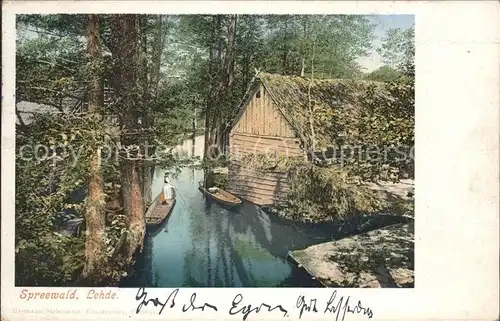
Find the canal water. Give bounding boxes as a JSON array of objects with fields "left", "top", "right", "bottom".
[{"left": 123, "top": 137, "right": 334, "bottom": 287}]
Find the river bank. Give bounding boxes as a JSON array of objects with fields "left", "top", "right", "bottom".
[
  {"left": 270, "top": 179, "right": 414, "bottom": 288},
  {"left": 288, "top": 221, "right": 414, "bottom": 287},
  {"left": 227, "top": 169, "right": 415, "bottom": 288}
]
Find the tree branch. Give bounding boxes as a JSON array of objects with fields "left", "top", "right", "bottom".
[{"left": 24, "top": 86, "right": 84, "bottom": 101}]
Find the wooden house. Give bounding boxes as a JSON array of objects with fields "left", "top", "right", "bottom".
[
  {"left": 227, "top": 72, "right": 410, "bottom": 206},
  {"left": 227, "top": 73, "right": 302, "bottom": 206},
  {"left": 16, "top": 53, "right": 116, "bottom": 127},
  {"left": 16, "top": 79, "right": 115, "bottom": 127}
]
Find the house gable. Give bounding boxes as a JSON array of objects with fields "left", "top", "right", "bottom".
[{"left": 231, "top": 83, "right": 296, "bottom": 138}]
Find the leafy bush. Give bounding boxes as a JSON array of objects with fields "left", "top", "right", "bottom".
[
  {"left": 286, "top": 164, "right": 385, "bottom": 222},
  {"left": 233, "top": 153, "right": 305, "bottom": 172},
  {"left": 212, "top": 172, "right": 228, "bottom": 189},
  {"left": 16, "top": 234, "right": 85, "bottom": 286},
  {"left": 15, "top": 113, "right": 121, "bottom": 285}
]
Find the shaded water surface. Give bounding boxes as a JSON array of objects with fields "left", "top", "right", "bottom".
[{"left": 123, "top": 167, "right": 337, "bottom": 287}]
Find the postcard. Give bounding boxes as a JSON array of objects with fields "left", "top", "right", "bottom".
[{"left": 2, "top": 1, "right": 499, "bottom": 320}]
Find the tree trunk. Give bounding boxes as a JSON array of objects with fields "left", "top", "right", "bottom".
[
  {"left": 119, "top": 158, "right": 144, "bottom": 260},
  {"left": 308, "top": 39, "right": 316, "bottom": 153},
  {"left": 212, "top": 14, "right": 237, "bottom": 154},
  {"left": 300, "top": 18, "right": 306, "bottom": 77},
  {"left": 225, "top": 15, "right": 237, "bottom": 91},
  {"left": 140, "top": 16, "right": 167, "bottom": 210},
  {"left": 82, "top": 14, "right": 108, "bottom": 283},
  {"left": 209, "top": 15, "right": 224, "bottom": 141},
  {"left": 111, "top": 14, "right": 145, "bottom": 264},
  {"left": 150, "top": 16, "right": 165, "bottom": 96},
  {"left": 282, "top": 17, "right": 289, "bottom": 74},
  {"left": 138, "top": 16, "right": 151, "bottom": 210},
  {"left": 204, "top": 16, "right": 216, "bottom": 159},
  {"left": 242, "top": 55, "right": 249, "bottom": 96},
  {"left": 203, "top": 16, "right": 218, "bottom": 189}
]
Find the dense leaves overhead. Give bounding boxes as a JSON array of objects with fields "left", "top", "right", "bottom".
[
  {"left": 16, "top": 34, "right": 86, "bottom": 108},
  {"left": 17, "top": 14, "right": 414, "bottom": 136}
]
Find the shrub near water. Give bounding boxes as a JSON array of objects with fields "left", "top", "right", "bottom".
[{"left": 286, "top": 164, "right": 385, "bottom": 222}]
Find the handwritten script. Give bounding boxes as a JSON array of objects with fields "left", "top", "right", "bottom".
[
  {"left": 135, "top": 288, "right": 217, "bottom": 315},
  {"left": 134, "top": 288, "right": 373, "bottom": 321}
]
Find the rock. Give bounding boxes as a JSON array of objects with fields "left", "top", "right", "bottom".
[
  {"left": 288, "top": 222, "right": 414, "bottom": 288},
  {"left": 390, "top": 268, "right": 414, "bottom": 287},
  {"left": 358, "top": 272, "right": 381, "bottom": 288}
]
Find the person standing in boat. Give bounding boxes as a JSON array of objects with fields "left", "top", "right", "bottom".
[{"left": 161, "top": 174, "right": 174, "bottom": 204}]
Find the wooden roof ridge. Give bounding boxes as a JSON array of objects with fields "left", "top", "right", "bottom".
[
  {"left": 229, "top": 74, "right": 260, "bottom": 130},
  {"left": 229, "top": 71, "right": 309, "bottom": 148},
  {"left": 257, "top": 74, "right": 308, "bottom": 149}
]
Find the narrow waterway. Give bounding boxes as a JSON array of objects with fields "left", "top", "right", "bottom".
[{"left": 122, "top": 136, "right": 335, "bottom": 287}]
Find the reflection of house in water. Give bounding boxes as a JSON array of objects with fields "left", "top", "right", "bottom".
[{"left": 181, "top": 195, "right": 332, "bottom": 287}]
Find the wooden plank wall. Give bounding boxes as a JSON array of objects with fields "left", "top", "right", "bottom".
[
  {"left": 228, "top": 134, "right": 301, "bottom": 206},
  {"left": 230, "top": 134, "right": 303, "bottom": 158},
  {"left": 232, "top": 84, "right": 296, "bottom": 138},
  {"left": 228, "top": 84, "right": 305, "bottom": 206},
  {"left": 227, "top": 163, "right": 290, "bottom": 206}
]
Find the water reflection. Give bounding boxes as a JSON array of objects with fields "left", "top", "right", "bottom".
[
  {"left": 123, "top": 167, "right": 334, "bottom": 288},
  {"left": 122, "top": 135, "right": 332, "bottom": 287}
]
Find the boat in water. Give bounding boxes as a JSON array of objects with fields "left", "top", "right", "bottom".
[
  {"left": 198, "top": 184, "right": 242, "bottom": 207},
  {"left": 145, "top": 187, "right": 176, "bottom": 227}
]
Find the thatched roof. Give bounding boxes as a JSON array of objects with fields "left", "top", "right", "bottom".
[{"left": 254, "top": 72, "right": 410, "bottom": 150}]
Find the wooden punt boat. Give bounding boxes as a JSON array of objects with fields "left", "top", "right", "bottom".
[
  {"left": 145, "top": 187, "right": 176, "bottom": 226},
  {"left": 198, "top": 184, "right": 242, "bottom": 207}
]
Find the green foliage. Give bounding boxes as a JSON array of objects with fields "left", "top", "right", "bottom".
[
  {"left": 16, "top": 35, "right": 86, "bottom": 107},
  {"left": 197, "top": 154, "right": 228, "bottom": 171},
  {"left": 320, "top": 81, "right": 414, "bottom": 180},
  {"left": 212, "top": 172, "right": 228, "bottom": 189},
  {"left": 260, "top": 15, "right": 374, "bottom": 78},
  {"left": 377, "top": 26, "right": 414, "bottom": 68},
  {"left": 16, "top": 232, "right": 85, "bottom": 286},
  {"left": 15, "top": 112, "right": 114, "bottom": 285},
  {"left": 377, "top": 25, "right": 414, "bottom": 84},
  {"left": 364, "top": 65, "right": 402, "bottom": 83},
  {"left": 17, "top": 14, "right": 86, "bottom": 38},
  {"left": 356, "top": 82, "right": 415, "bottom": 146},
  {"left": 105, "top": 213, "right": 127, "bottom": 253},
  {"left": 153, "top": 81, "right": 198, "bottom": 142},
  {"left": 287, "top": 165, "right": 385, "bottom": 222},
  {"left": 388, "top": 197, "right": 414, "bottom": 218},
  {"left": 260, "top": 73, "right": 414, "bottom": 154},
  {"left": 233, "top": 153, "right": 306, "bottom": 172}
]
